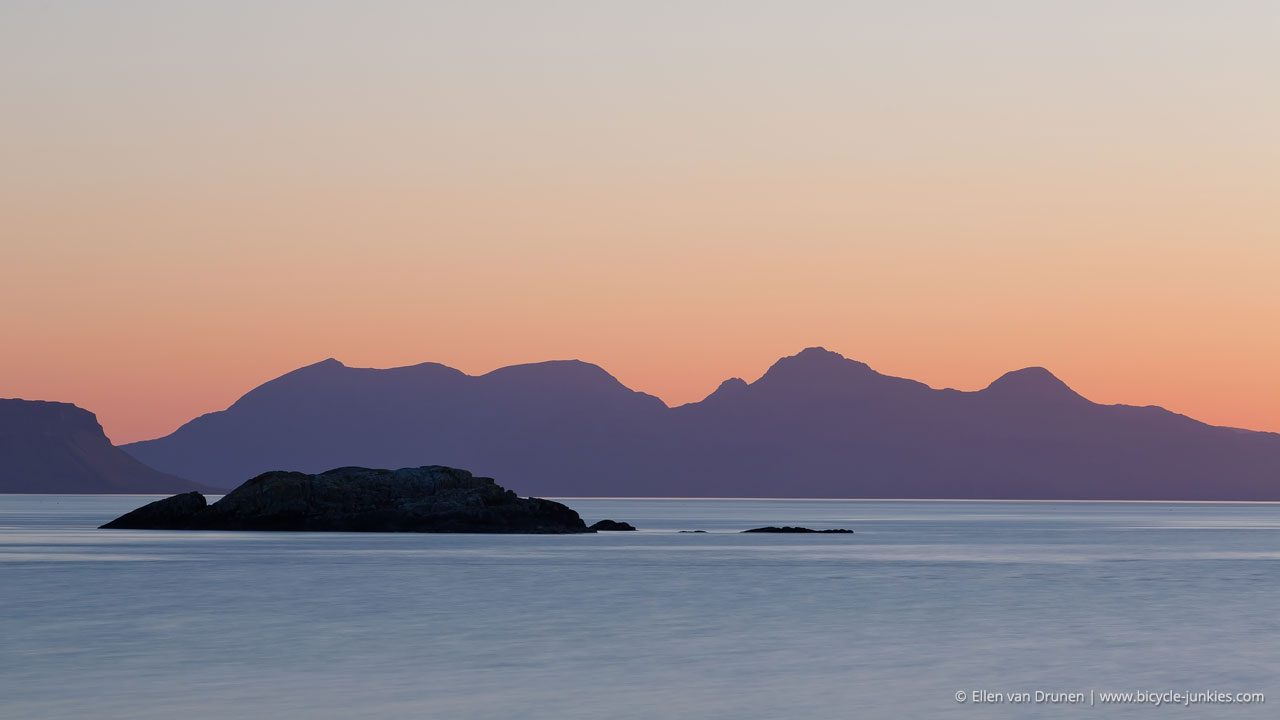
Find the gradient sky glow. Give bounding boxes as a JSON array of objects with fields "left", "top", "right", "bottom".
[{"left": 2, "top": 1, "right": 1278, "bottom": 443}]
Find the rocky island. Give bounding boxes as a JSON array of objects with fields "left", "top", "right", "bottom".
[{"left": 101, "top": 465, "right": 590, "bottom": 533}]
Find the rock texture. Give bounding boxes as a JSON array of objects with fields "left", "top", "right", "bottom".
[
  {"left": 1, "top": 398, "right": 200, "bottom": 493},
  {"left": 742, "top": 526, "right": 853, "bottom": 534},
  {"left": 588, "top": 519, "right": 636, "bottom": 531},
  {"left": 100, "top": 466, "right": 590, "bottom": 533}
]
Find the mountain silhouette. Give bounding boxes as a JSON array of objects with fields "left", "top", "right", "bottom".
[
  {"left": 123, "top": 348, "right": 1280, "bottom": 499},
  {"left": 1, "top": 399, "right": 201, "bottom": 493}
]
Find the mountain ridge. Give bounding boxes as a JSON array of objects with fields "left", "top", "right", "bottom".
[{"left": 121, "top": 349, "right": 1280, "bottom": 499}]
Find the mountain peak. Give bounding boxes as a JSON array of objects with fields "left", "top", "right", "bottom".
[
  {"left": 268, "top": 356, "right": 349, "bottom": 383},
  {"left": 482, "top": 359, "right": 621, "bottom": 386},
  {"left": 279, "top": 358, "right": 347, "bottom": 377},
  {"left": 983, "top": 367, "right": 1085, "bottom": 403},
  {"left": 479, "top": 360, "right": 667, "bottom": 408},
  {"left": 760, "top": 347, "right": 873, "bottom": 380},
  {"left": 794, "top": 346, "right": 848, "bottom": 361},
  {"left": 700, "top": 377, "right": 749, "bottom": 403}
]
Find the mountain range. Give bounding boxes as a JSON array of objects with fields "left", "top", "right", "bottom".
[
  {"left": 0, "top": 399, "right": 202, "bottom": 493},
  {"left": 119, "top": 348, "right": 1280, "bottom": 499}
]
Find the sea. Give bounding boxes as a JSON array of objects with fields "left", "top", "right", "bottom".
[{"left": 2, "top": 496, "right": 1277, "bottom": 719}]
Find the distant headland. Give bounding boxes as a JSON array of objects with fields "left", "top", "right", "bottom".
[{"left": 0, "top": 399, "right": 206, "bottom": 494}]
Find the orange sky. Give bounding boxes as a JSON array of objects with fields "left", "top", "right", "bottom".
[{"left": 2, "top": 2, "right": 1278, "bottom": 443}]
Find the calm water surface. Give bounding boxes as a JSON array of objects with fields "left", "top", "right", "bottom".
[{"left": 2, "top": 496, "right": 1278, "bottom": 719}]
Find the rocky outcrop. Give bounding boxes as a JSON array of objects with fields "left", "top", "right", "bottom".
[
  {"left": 100, "top": 492, "right": 207, "bottom": 529},
  {"left": 588, "top": 519, "right": 636, "bottom": 531},
  {"left": 742, "top": 526, "right": 853, "bottom": 534},
  {"left": 100, "top": 466, "right": 590, "bottom": 533}
]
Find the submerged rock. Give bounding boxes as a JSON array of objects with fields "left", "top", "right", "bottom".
[
  {"left": 100, "top": 466, "right": 590, "bottom": 533},
  {"left": 588, "top": 519, "right": 636, "bottom": 531},
  {"left": 741, "top": 526, "right": 853, "bottom": 534}
]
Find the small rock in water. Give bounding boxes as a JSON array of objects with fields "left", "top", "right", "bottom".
[
  {"left": 741, "top": 526, "right": 853, "bottom": 534},
  {"left": 589, "top": 519, "right": 636, "bottom": 531}
]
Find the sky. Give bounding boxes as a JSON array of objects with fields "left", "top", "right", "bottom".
[{"left": 2, "top": 1, "right": 1278, "bottom": 444}]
